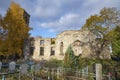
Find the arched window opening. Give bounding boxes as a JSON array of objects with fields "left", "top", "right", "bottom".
[
  {"left": 74, "top": 40, "right": 81, "bottom": 46},
  {"left": 73, "top": 40, "right": 82, "bottom": 56}
]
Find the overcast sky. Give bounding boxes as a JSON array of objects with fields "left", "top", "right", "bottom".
[{"left": 0, "top": 0, "right": 120, "bottom": 38}]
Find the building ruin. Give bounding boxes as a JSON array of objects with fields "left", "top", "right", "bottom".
[{"left": 25, "top": 30, "right": 111, "bottom": 61}]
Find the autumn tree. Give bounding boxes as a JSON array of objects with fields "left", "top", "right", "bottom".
[
  {"left": 0, "top": 14, "right": 8, "bottom": 57},
  {"left": 0, "top": 2, "right": 30, "bottom": 59},
  {"left": 82, "top": 7, "right": 120, "bottom": 58}
]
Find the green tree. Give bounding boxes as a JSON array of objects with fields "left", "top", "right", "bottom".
[
  {"left": 64, "top": 45, "right": 75, "bottom": 68},
  {"left": 112, "top": 26, "right": 120, "bottom": 57},
  {"left": 82, "top": 7, "right": 120, "bottom": 58},
  {"left": 0, "top": 2, "right": 30, "bottom": 58}
]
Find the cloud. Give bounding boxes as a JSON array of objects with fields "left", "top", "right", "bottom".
[
  {"left": 37, "top": 0, "right": 120, "bottom": 35},
  {"left": 83, "top": 0, "right": 120, "bottom": 11},
  {"left": 0, "top": 0, "right": 10, "bottom": 16},
  {"left": 0, "top": 0, "right": 120, "bottom": 37},
  {"left": 40, "top": 13, "right": 83, "bottom": 32},
  {"left": 15, "top": 0, "right": 63, "bottom": 19}
]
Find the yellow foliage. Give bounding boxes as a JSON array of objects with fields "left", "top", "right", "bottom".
[{"left": 0, "top": 1, "right": 30, "bottom": 57}]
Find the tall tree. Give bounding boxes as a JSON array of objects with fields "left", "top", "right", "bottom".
[
  {"left": 0, "top": 2, "right": 30, "bottom": 58},
  {"left": 82, "top": 7, "right": 120, "bottom": 58}
]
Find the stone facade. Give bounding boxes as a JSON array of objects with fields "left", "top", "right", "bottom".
[
  {"left": 32, "top": 37, "right": 56, "bottom": 60},
  {"left": 27, "top": 30, "right": 111, "bottom": 61}
]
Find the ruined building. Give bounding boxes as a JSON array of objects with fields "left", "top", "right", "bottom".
[
  {"left": 26, "top": 30, "right": 111, "bottom": 61},
  {"left": 8, "top": 2, "right": 111, "bottom": 61}
]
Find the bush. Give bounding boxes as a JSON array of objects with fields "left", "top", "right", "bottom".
[
  {"left": 34, "top": 68, "right": 48, "bottom": 79},
  {"left": 44, "top": 58, "right": 62, "bottom": 68}
]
